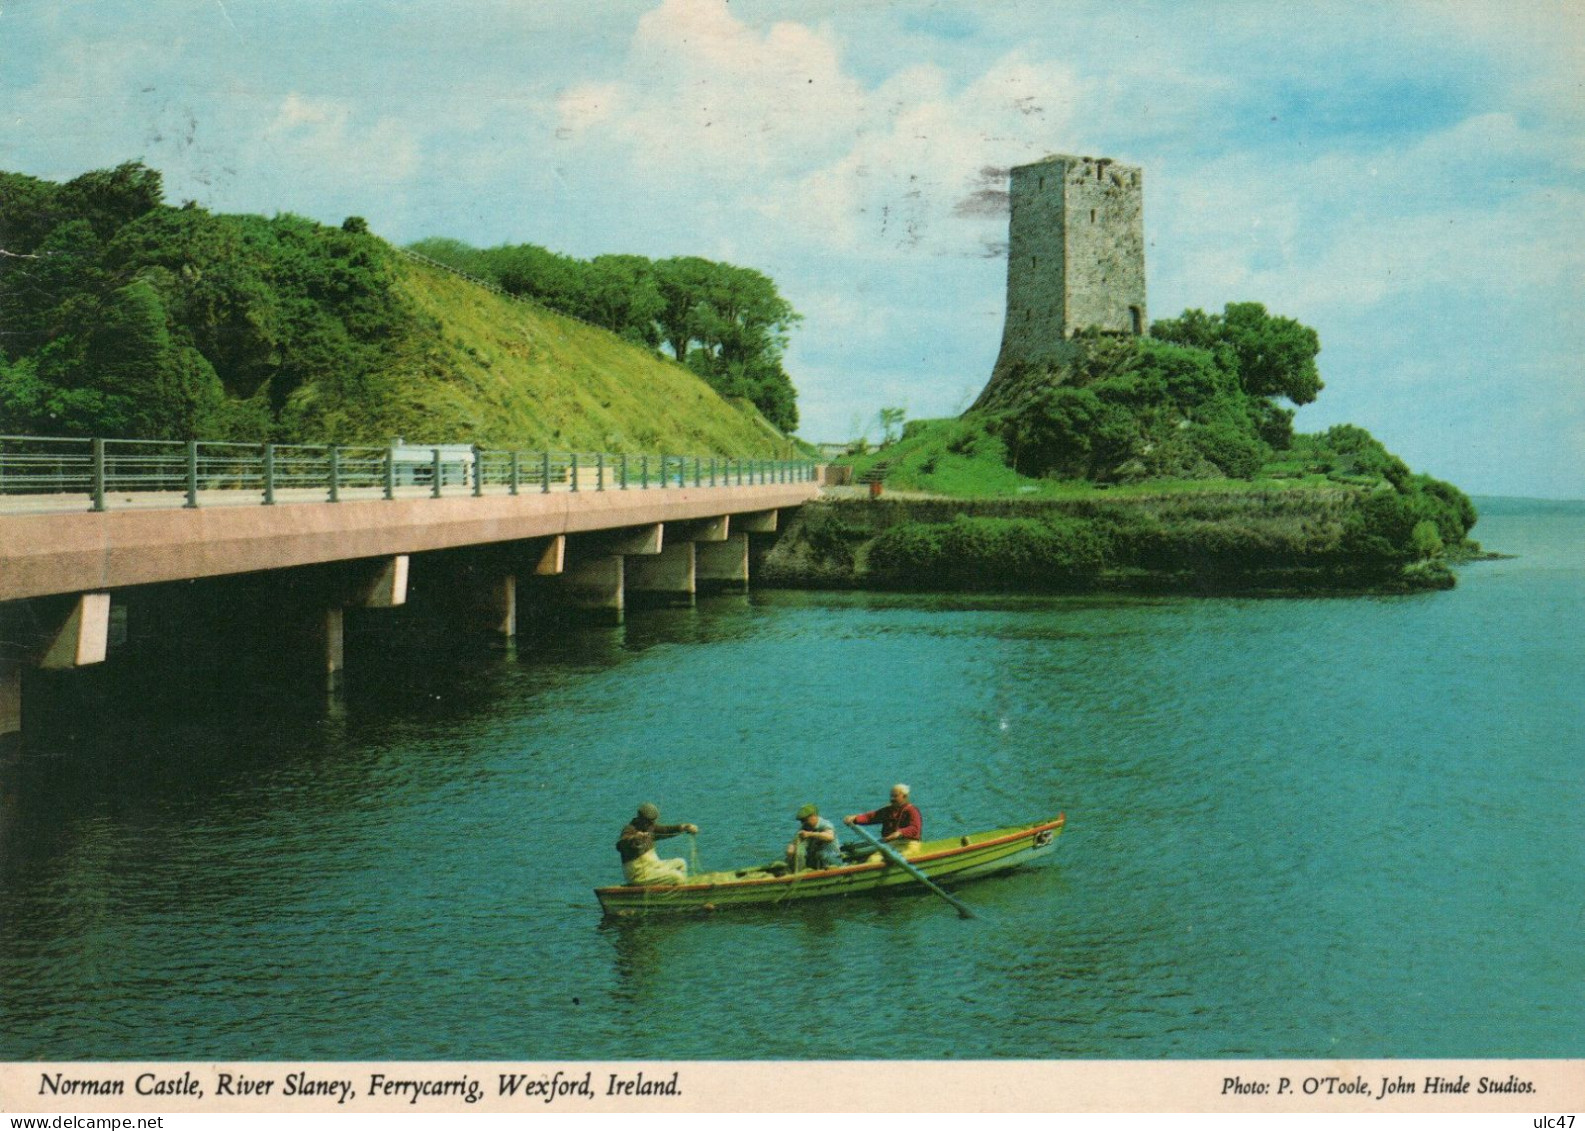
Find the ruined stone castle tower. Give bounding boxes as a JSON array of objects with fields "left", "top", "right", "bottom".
[{"left": 988, "top": 153, "right": 1147, "bottom": 387}]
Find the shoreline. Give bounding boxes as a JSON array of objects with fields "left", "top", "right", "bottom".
[{"left": 759, "top": 493, "right": 1493, "bottom": 596}]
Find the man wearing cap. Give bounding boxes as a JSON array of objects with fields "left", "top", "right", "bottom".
[
  {"left": 844, "top": 783, "right": 923, "bottom": 858},
  {"left": 616, "top": 802, "right": 699, "bottom": 885},
  {"left": 786, "top": 803, "right": 841, "bottom": 872}
]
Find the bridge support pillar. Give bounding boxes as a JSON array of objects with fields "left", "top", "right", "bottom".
[
  {"left": 1, "top": 658, "right": 20, "bottom": 749},
  {"left": 626, "top": 541, "right": 695, "bottom": 604},
  {"left": 696, "top": 533, "right": 749, "bottom": 592},
  {"left": 592, "top": 524, "right": 663, "bottom": 557},
  {"left": 490, "top": 574, "right": 517, "bottom": 638},
  {"left": 534, "top": 536, "right": 566, "bottom": 576},
  {"left": 671, "top": 515, "right": 729, "bottom": 543},
  {"left": 322, "top": 607, "right": 345, "bottom": 691},
  {"left": 734, "top": 509, "right": 779, "bottom": 534},
  {"left": 40, "top": 593, "right": 111, "bottom": 669},
  {"left": 357, "top": 556, "right": 409, "bottom": 608},
  {"left": 560, "top": 554, "right": 625, "bottom": 623}
]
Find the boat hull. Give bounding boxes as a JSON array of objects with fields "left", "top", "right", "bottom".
[{"left": 595, "top": 814, "right": 1064, "bottom": 916}]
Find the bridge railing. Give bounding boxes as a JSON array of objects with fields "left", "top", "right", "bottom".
[{"left": 0, "top": 435, "right": 817, "bottom": 513}]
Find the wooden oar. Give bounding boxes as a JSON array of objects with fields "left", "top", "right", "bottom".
[{"left": 849, "top": 822, "right": 976, "bottom": 920}]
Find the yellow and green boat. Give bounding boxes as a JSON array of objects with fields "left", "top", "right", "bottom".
[{"left": 595, "top": 814, "right": 1065, "bottom": 917}]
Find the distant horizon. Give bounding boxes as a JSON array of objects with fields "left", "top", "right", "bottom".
[
  {"left": 3, "top": 1, "right": 1579, "bottom": 498},
  {"left": 1468, "top": 493, "right": 1585, "bottom": 506}
]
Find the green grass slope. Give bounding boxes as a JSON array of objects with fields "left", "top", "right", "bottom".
[{"left": 378, "top": 258, "right": 800, "bottom": 455}]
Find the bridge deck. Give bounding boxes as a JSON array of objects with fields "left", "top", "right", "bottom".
[{"left": 0, "top": 480, "right": 819, "bottom": 603}]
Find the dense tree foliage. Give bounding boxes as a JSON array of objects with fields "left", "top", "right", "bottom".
[
  {"left": 1, "top": 162, "right": 804, "bottom": 442},
  {"left": 1, "top": 163, "right": 411, "bottom": 440},
  {"left": 1152, "top": 302, "right": 1323, "bottom": 405},
  {"left": 409, "top": 239, "right": 801, "bottom": 432},
  {"left": 991, "top": 334, "right": 1275, "bottom": 482}
]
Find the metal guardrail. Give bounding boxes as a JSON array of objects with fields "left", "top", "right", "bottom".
[{"left": 0, "top": 436, "right": 817, "bottom": 514}]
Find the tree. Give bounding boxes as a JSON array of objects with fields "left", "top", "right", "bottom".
[
  {"left": 658, "top": 256, "right": 801, "bottom": 431},
  {"left": 878, "top": 407, "right": 907, "bottom": 445},
  {"left": 1221, "top": 302, "right": 1322, "bottom": 404},
  {"left": 584, "top": 254, "right": 664, "bottom": 346},
  {"left": 1001, "top": 386, "right": 1136, "bottom": 479},
  {"left": 0, "top": 170, "right": 63, "bottom": 254},
  {"left": 1153, "top": 301, "right": 1322, "bottom": 405},
  {"left": 655, "top": 256, "right": 718, "bottom": 364},
  {"left": 84, "top": 278, "right": 228, "bottom": 438},
  {"left": 56, "top": 161, "right": 164, "bottom": 241}
]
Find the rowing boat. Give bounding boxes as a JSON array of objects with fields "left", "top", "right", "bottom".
[{"left": 595, "top": 813, "right": 1065, "bottom": 917}]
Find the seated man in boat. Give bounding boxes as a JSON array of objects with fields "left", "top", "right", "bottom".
[
  {"left": 843, "top": 784, "right": 923, "bottom": 858},
  {"left": 786, "top": 803, "right": 842, "bottom": 871},
  {"left": 616, "top": 802, "right": 699, "bottom": 885}
]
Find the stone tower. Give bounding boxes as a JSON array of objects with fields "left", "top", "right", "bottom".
[{"left": 989, "top": 153, "right": 1146, "bottom": 385}]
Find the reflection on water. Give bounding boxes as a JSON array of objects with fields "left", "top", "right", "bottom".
[{"left": 1, "top": 504, "right": 1581, "bottom": 1060}]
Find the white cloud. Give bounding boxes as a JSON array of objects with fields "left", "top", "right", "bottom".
[
  {"left": 555, "top": 0, "right": 863, "bottom": 178},
  {"left": 548, "top": 2, "right": 1090, "bottom": 262},
  {"left": 763, "top": 55, "right": 1086, "bottom": 258},
  {"left": 260, "top": 93, "right": 421, "bottom": 183}
]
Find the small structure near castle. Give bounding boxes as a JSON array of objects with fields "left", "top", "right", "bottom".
[{"left": 988, "top": 153, "right": 1147, "bottom": 388}]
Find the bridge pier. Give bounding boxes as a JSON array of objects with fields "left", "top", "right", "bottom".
[
  {"left": 536, "top": 535, "right": 566, "bottom": 576},
  {"left": 0, "top": 593, "right": 114, "bottom": 749},
  {"left": 626, "top": 541, "right": 696, "bottom": 605},
  {"left": 734, "top": 509, "right": 779, "bottom": 534},
  {"left": 492, "top": 534, "right": 569, "bottom": 635},
  {"left": 594, "top": 524, "right": 664, "bottom": 557},
  {"left": 320, "top": 556, "right": 409, "bottom": 691},
  {"left": 322, "top": 606, "right": 346, "bottom": 691},
  {"left": 559, "top": 553, "right": 626, "bottom": 623},
  {"left": 39, "top": 593, "right": 112, "bottom": 669},
  {"left": 673, "top": 515, "right": 729, "bottom": 544},
  {"left": 356, "top": 556, "right": 410, "bottom": 608},
  {"left": 1, "top": 659, "right": 20, "bottom": 751},
  {"left": 697, "top": 533, "right": 750, "bottom": 593},
  {"left": 487, "top": 575, "right": 517, "bottom": 638}
]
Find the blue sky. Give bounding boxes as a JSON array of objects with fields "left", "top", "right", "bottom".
[{"left": 2, "top": 0, "right": 1581, "bottom": 497}]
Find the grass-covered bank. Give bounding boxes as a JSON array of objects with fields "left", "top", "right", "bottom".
[{"left": 760, "top": 491, "right": 1466, "bottom": 594}]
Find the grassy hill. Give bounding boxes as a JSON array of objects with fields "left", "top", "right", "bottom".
[
  {"left": 0, "top": 162, "right": 801, "bottom": 457},
  {"left": 375, "top": 257, "right": 801, "bottom": 454}
]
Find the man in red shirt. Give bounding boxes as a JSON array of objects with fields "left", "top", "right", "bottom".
[{"left": 844, "top": 783, "right": 923, "bottom": 857}]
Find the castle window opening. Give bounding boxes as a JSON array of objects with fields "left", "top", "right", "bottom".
[
  {"left": 1130, "top": 306, "right": 1143, "bottom": 336},
  {"left": 1090, "top": 209, "right": 1096, "bottom": 223}
]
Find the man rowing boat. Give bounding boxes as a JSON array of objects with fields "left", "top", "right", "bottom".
[
  {"left": 844, "top": 784, "right": 922, "bottom": 858},
  {"left": 615, "top": 802, "right": 699, "bottom": 885}
]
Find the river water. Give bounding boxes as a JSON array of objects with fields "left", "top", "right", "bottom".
[{"left": 1, "top": 499, "right": 1580, "bottom": 1061}]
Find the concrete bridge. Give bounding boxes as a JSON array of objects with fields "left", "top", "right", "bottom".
[{"left": 0, "top": 436, "right": 821, "bottom": 746}]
